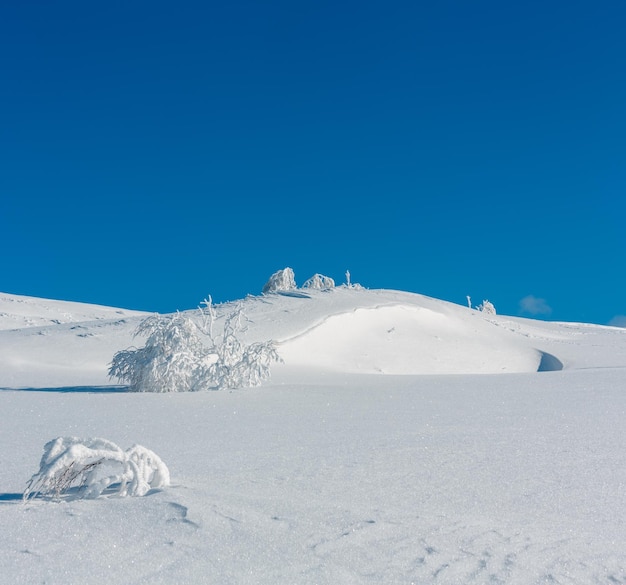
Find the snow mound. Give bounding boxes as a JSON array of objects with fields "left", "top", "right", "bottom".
[{"left": 278, "top": 304, "right": 542, "bottom": 374}]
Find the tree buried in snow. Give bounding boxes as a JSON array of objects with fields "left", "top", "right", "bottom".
[
  {"left": 262, "top": 267, "right": 296, "bottom": 293},
  {"left": 108, "top": 298, "right": 281, "bottom": 392},
  {"left": 23, "top": 437, "right": 170, "bottom": 501},
  {"left": 302, "top": 273, "right": 335, "bottom": 290},
  {"left": 477, "top": 300, "right": 497, "bottom": 315}
]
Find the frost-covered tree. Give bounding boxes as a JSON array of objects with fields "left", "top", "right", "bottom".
[
  {"left": 262, "top": 267, "right": 296, "bottom": 293},
  {"left": 109, "top": 313, "right": 210, "bottom": 393},
  {"left": 109, "top": 298, "right": 281, "bottom": 392},
  {"left": 23, "top": 437, "right": 170, "bottom": 501},
  {"left": 477, "top": 300, "right": 496, "bottom": 315},
  {"left": 302, "top": 273, "right": 335, "bottom": 290}
]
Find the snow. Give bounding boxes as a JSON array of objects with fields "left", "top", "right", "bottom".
[
  {"left": 1, "top": 287, "right": 626, "bottom": 583},
  {"left": 0, "top": 292, "right": 146, "bottom": 331}
]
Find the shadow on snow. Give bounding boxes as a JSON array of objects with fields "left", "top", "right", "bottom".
[
  {"left": 0, "top": 385, "right": 129, "bottom": 394},
  {"left": 538, "top": 351, "right": 564, "bottom": 372},
  {"left": 0, "top": 493, "right": 23, "bottom": 503}
]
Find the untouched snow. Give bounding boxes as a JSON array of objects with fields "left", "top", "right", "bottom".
[
  {"left": 278, "top": 303, "right": 541, "bottom": 374},
  {"left": 0, "top": 292, "right": 147, "bottom": 331},
  {"left": 1, "top": 287, "right": 626, "bottom": 584}
]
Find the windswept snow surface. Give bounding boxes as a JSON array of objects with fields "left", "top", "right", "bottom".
[{"left": 1, "top": 288, "right": 626, "bottom": 584}]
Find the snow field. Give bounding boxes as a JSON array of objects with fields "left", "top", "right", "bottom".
[
  {"left": 1, "top": 288, "right": 626, "bottom": 583},
  {"left": 2, "top": 368, "right": 626, "bottom": 583}
]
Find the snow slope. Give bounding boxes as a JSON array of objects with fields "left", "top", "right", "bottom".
[
  {"left": 0, "top": 292, "right": 146, "bottom": 331},
  {"left": 0, "top": 293, "right": 148, "bottom": 388},
  {"left": 2, "top": 287, "right": 623, "bottom": 389},
  {"left": 1, "top": 288, "right": 626, "bottom": 584}
]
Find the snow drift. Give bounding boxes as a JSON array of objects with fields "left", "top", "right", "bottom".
[{"left": 278, "top": 303, "right": 541, "bottom": 374}]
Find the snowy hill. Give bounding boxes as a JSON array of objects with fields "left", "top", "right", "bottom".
[
  {"left": 1, "top": 288, "right": 626, "bottom": 584},
  {"left": 1, "top": 287, "right": 625, "bottom": 389}
]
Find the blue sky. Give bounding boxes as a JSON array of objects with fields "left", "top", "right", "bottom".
[{"left": 1, "top": 1, "right": 625, "bottom": 325}]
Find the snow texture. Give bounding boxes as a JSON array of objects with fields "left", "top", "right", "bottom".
[{"left": 1, "top": 288, "right": 626, "bottom": 584}]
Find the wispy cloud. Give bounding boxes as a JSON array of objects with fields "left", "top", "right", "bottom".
[
  {"left": 608, "top": 315, "right": 626, "bottom": 328},
  {"left": 519, "top": 295, "right": 552, "bottom": 316}
]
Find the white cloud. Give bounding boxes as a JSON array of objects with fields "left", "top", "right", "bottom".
[
  {"left": 519, "top": 295, "right": 552, "bottom": 316},
  {"left": 608, "top": 315, "right": 626, "bottom": 328}
]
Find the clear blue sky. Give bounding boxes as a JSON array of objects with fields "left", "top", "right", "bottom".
[{"left": 2, "top": 1, "right": 625, "bottom": 325}]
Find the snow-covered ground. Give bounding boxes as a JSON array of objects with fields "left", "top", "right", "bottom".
[{"left": 1, "top": 287, "right": 625, "bottom": 584}]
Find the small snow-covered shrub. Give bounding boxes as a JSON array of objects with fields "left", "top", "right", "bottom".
[
  {"left": 302, "top": 274, "right": 335, "bottom": 290},
  {"left": 477, "top": 300, "right": 496, "bottom": 315},
  {"left": 109, "top": 297, "right": 281, "bottom": 392},
  {"left": 23, "top": 437, "right": 170, "bottom": 501},
  {"left": 262, "top": 267, "right": 296, "bottom": 293}
]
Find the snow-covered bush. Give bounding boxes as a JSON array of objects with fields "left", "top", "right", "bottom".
[
  {"left": 262, "top": 267, "right": 296, "bottom": 293},
  {"left": 342, "top": 269, "right": 364, "bottom": 290},
  {"left": 302, "top": 273, "right": 335, "bottom": 290},
  {"left": 109, "top": 298, "right": 281, "bottom": 392},
  {"left": 204, "top": 303, "right": 281, "bottom": 390},
  {"left": 23, "top": 437, "right": 170, "bottom": 501},
  {"left": 109, "top": 312, "right": 210, "bottom": 393},
  {"left": 477, "top": 300, "right": 496, "bottom": 315}
]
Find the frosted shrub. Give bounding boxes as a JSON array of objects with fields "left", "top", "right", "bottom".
[
  {"left": 477, "top": 300, "right": 496, "bottom": 315},
  {"left": 343, "top": 270, "right": 364, "bottom": 290},
  {"left": 109, "top": 297, "right": 281, "bottom": 392},
  {"left": 109, "top": 313, "right": 210, "bottom": 393},
  {"left": 23, "top": 437, "right": 170, "bottom": 501},
  {"left": 205, "top": 303, "right": 281, "bottom": 390},
  {"left": 302, "top": 273, "right": 335, "bottom": 290},
  {"left": 262, "top": 267, "right": 296, "bottom": 293}
]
